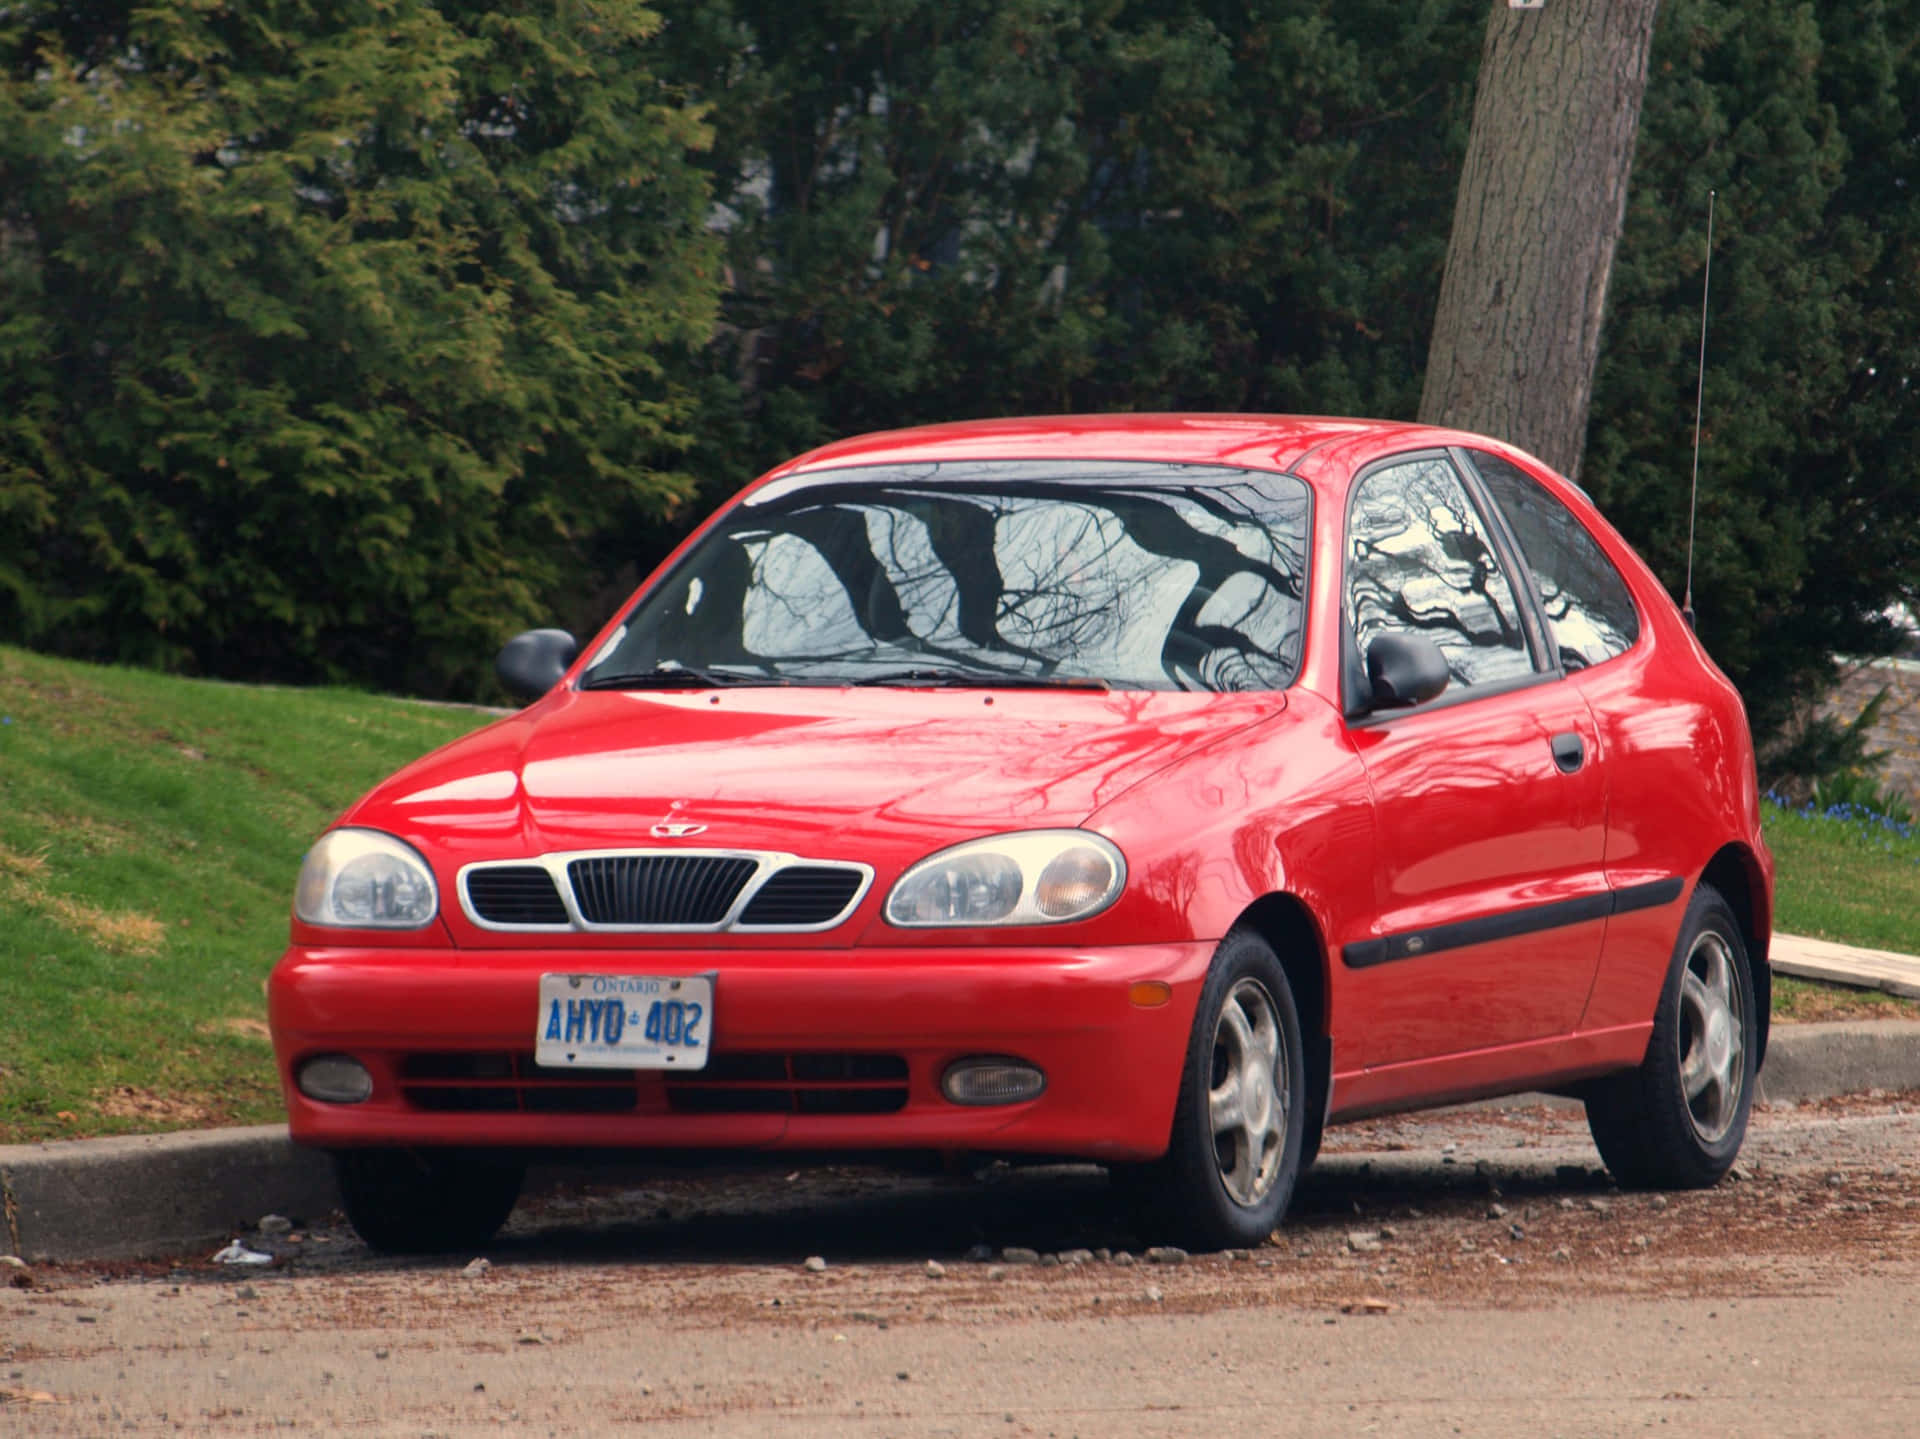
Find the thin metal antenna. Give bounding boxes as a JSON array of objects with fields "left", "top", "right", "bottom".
[{"left": 1683, "top": 189, "right": 1715, "bottom": 631}]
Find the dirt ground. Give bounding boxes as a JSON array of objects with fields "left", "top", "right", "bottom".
[{"left": 5, "top": 1093, "right": 1919, "bottom": 1435}]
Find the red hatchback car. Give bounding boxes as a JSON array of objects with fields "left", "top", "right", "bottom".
[{"left": 269, "top": 415, "right": 1773, "bottom": 1253}]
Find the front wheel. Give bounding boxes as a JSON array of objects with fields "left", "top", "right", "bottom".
[
  {"left": 333, "top": 1150, "right": 525, "bottom": 1255},
  {"left": 1585, "top": 882, "right": 1757, "bottom": 1189},
  {"left": 1129, "top": 931, "right": 1307, "bottom": 1250}
]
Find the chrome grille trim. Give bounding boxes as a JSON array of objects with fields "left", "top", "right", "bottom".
[{"left": 457, "top": 849, "right": 875, "bottom": 934}]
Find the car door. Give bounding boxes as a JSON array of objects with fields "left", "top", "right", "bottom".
[{"left": 1339, "top": 452, "right": 1609, "bottom": 1069}]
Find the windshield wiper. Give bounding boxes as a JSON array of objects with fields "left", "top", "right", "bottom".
[
  {"left": 848, "top": 668, "right": 1111, "bottom": 692},
  {"left": 580, "top": 664, "right": 794, "bottom": 690}
]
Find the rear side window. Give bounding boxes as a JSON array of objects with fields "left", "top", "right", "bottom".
[{"left": 1467, "top": 451, "right": 1640, "bottom": 672}]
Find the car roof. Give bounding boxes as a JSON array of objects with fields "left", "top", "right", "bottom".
[{"left": 769, "top": 414, "right": 1472, "bottom": 485}]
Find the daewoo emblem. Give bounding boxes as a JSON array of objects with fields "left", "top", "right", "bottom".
[{"left": 650, "top": 822, "right": 708, "bottom": 838}]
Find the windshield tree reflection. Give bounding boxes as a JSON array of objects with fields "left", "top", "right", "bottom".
[{"left": 583, "top": 462, "right": 1310, "bottom": 691}]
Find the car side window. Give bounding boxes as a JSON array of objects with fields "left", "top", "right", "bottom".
[
  {"left": 1465, "top": 450, "right": 1641, "bottom": 671},
  {"left": 1346, "top": 455, "right": 1536, "bottom": 690}
]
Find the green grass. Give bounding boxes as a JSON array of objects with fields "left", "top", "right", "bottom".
[
  {"left": 0, "top": 645, "right": 492, "bottom": 1143},
  {"left": 2, "top": 647, "right": 1916, "bottom": 1142},
  {"left": 1764, "top": 795, "right": 1920, "bottom": 954}
]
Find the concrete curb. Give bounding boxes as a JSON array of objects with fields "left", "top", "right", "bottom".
[
  {"left": 1, "top": 1126, "right": 338, "bottom": 1265},
  {"left": 5, "top": 1020, "right": 1918, "bottom": 1264}
]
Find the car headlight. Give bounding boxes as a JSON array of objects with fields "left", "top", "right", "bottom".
[
  {"left": 885, "top": 831, "right": 1126, "bottom": 928},
  {"left": 294, "top": 828, "right": 439, "bottom": 929}
]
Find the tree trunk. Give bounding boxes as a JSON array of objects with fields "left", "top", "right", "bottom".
[{"left": 1419, "top": 0, "right": 1660, "bottom": 481}]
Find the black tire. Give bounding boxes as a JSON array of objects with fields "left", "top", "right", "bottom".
[
  {"left": 1585, "top": 883, "right": 1756, "bottom": 1189},
  {"left": 1129, "top": 931, "right": 1307, "bottom": 1250},
  {"left": 333, "top": 1150, "right": 524, "bottom": 1255}
]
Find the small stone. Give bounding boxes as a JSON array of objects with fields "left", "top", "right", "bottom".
[
  {"left": 1633, "top": 1235, "right": 1651, "bottom": 1250},
  {"left": 1093, "top": 1248, "right": 1112, "bottom": 1262},
  {"left": 1649, "top": 1195, "right": 1669, "bottom": 1210},
  {"left": 1826, "top": 1173, "right": 1846, "bottom": 1189},
  {"left": 965, "top": 1243, "right": 995, "bottom": 1263},
  {"left": 1378, "top": 1225, "right": 1398, "bottom": 1240},
  {"left": 257, "top": 1215, "right": 294, "bottom": 1235},
  {"left": 1146, "top": 1246, "right": 1189, "bottom": 1265},
  {"left": 234, "top": 1284, "right": 260, "bottom": 1302},
  {"left": 1001, "top": 1247, "right": 1041, "bottom": 1265},
  {"left": 925, "top": 1260, "right": 946, "bottom": 1279},
  {"left": 803, "top": 1255, "right": 828, "bottom": 1272},
  {"left": 987, "top": 1265, "right": 1008, "bottom": 1281},
  {"left": 0, "top": 1256, "right": 26, "bottom": 1270},
  {"left": 896, "top": 1372, "right": 910, "bottom": 1382},
  {"left": 1486, "top": 1203, "right": 1509, "bottom": 1220},
  {"left": 1222, "top": 1248, "right": 1250, "bottom": 1261},
  {"left": 1558, "top": 1197, "right": 1579, "bottom": 1212},
  {"left": 1508, "top": 1224, "right": 1526, "bottom": 1242},
  {"left": 1112, "top": 1251, "right": 1136, "bottom": 1267},
  {"left": 1144, "top": 1285, "right": 1163, "bottom": 1303},
  {"left": 1551, "top": 1247, "right": 1573, "bottom": 1263},
  {"left": 1346, "top": 1231, "right": 1383, "bottom": 1254},
  {"left": 374, "top": 1347, "right": 389, "bottom": 1360},
  {"left": 462, "top": 1258, "right": 492, "bottom": 1279},
  {"left": 1586, "top": 1198, "right": 1612, "bottom": 1215},
  {"left": 1039, "top": 1254, "right": 1060, "bottom": 1268},
  {"left": 1058, "top": 1248, "right": 1094, "bottom": 1266}
]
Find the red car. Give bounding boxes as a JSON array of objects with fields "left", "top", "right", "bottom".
[{"left": 269, "top": 415, "right": 1773, "bottom": 1253}]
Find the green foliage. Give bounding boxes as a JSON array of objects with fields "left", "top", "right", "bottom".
[
  {"left": 4, "top": 0, "right": 1917, "bottom": 749},
  {"left": 0, "top": 1, "right": 720, "bottom": 697},
  {"left": 1587, "top": 0, "right": 1920, "bottom": 745},
  {"left": 1761, "top": 684, "right": 1894, "bottom": 796},
  {"left": 665, "top": 0, "right": 1920, "bottom": 754},
  {"left": 667, "top": 0, "right": 1484, "bottom": 501}
]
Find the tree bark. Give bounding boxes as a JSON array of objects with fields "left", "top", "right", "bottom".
[{"left": 1419, "top": 0, "right": 1660, "bottom": 481}]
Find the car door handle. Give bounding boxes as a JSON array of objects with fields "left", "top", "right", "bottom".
[{"left": 1550, "top": 731, "right": 1585, "bottom": 773}]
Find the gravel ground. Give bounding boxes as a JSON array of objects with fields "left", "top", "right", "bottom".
[{"left": 5, "top": 1093, "right": 1918, "bottom": 1435}]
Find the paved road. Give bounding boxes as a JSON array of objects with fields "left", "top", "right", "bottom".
[{"left": 5, "top": 1093, "right": 1918, "bottom": 1436}]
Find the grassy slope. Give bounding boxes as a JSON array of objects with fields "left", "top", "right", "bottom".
[
  {"left": 0, "top": 645, "right": 491, "bottom": 1142},
  {"left": 1, "top": 647, "right": 1914, "bottom": 1142}
]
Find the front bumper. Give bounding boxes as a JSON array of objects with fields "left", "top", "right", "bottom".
[{"left": 268, "top": 940, "right": 1214, "bottom": 1161}]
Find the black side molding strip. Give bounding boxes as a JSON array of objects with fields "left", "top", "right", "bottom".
[{"left": 1342, "top": 876, "right": 1686, "bottom": 970}]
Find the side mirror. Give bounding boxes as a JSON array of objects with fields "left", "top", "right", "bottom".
[
  {"left": 1365, "top": 632, "right": 1449, "bottom": 710},
  {"left": 496, "top": 628, "right": 578, "bottom": 701}
]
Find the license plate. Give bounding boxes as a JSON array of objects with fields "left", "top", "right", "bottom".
[{"left": 534, "top": 974, "right": 713, "bottom": 1070}]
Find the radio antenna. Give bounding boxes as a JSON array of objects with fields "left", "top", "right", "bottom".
[{"left": 1683, "top": 189, "right": 1715, "bottom": 632}]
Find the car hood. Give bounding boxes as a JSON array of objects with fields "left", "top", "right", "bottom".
[{"left": 347, "top": 686, "right": 1286, "bottom": 863}]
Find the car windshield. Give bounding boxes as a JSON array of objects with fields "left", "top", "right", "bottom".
[{"left": 580, "top": 460, "right": 1311, "bottom": 692}]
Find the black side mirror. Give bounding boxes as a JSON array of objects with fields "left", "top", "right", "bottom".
[
  {"left": 1365, "top": 632, "right": 1449, "bottom": 710},
  {"left": 496, "top": 628, "right": 578, "bottom": 701}
]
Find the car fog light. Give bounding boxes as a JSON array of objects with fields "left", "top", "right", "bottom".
[
  {"left": 941, "top": 1057, "right": 1046, "bottom": 1106},
  {"left": 297, "top": 1055, "right": 374, "bottom": 1104}
]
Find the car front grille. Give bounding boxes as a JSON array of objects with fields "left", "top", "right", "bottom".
[
  {"left": 458, "top": 850, "right": 872, "bottom": 933},
  {"left": 397, "top": 1051, "right": 910, "bottom": 1117},
  {"left": 568, "top": 855, "right": 759, "bottom": 926},
  {"left": 463, "top": 866, "right": 570, "bottom": 926}
]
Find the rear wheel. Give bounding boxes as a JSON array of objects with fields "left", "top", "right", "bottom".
[
  {"left": 1129, "top": 931, "right": 1306, "bottom": 1249},
  {"left": 1585, "top": 883, "right": 1756, "bottom": 1188},
  {"left": 333, "top": 1150, "right": 524, "bottom": 1255}
]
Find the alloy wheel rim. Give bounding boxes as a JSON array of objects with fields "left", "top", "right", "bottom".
[
  {"left": 1207, "top": 977, "right": 1289, "bottom": 1207},
  {"left": 1678, "top": 928, "right": 1745, "bottom": 1145}
]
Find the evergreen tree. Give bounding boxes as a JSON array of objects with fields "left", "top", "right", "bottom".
[
  {"left": 1588, "top": 0, "right": 1920, "bottom": 749},
  {"left": 0, "top": 1, "right": 719, "bottom": 695}
]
